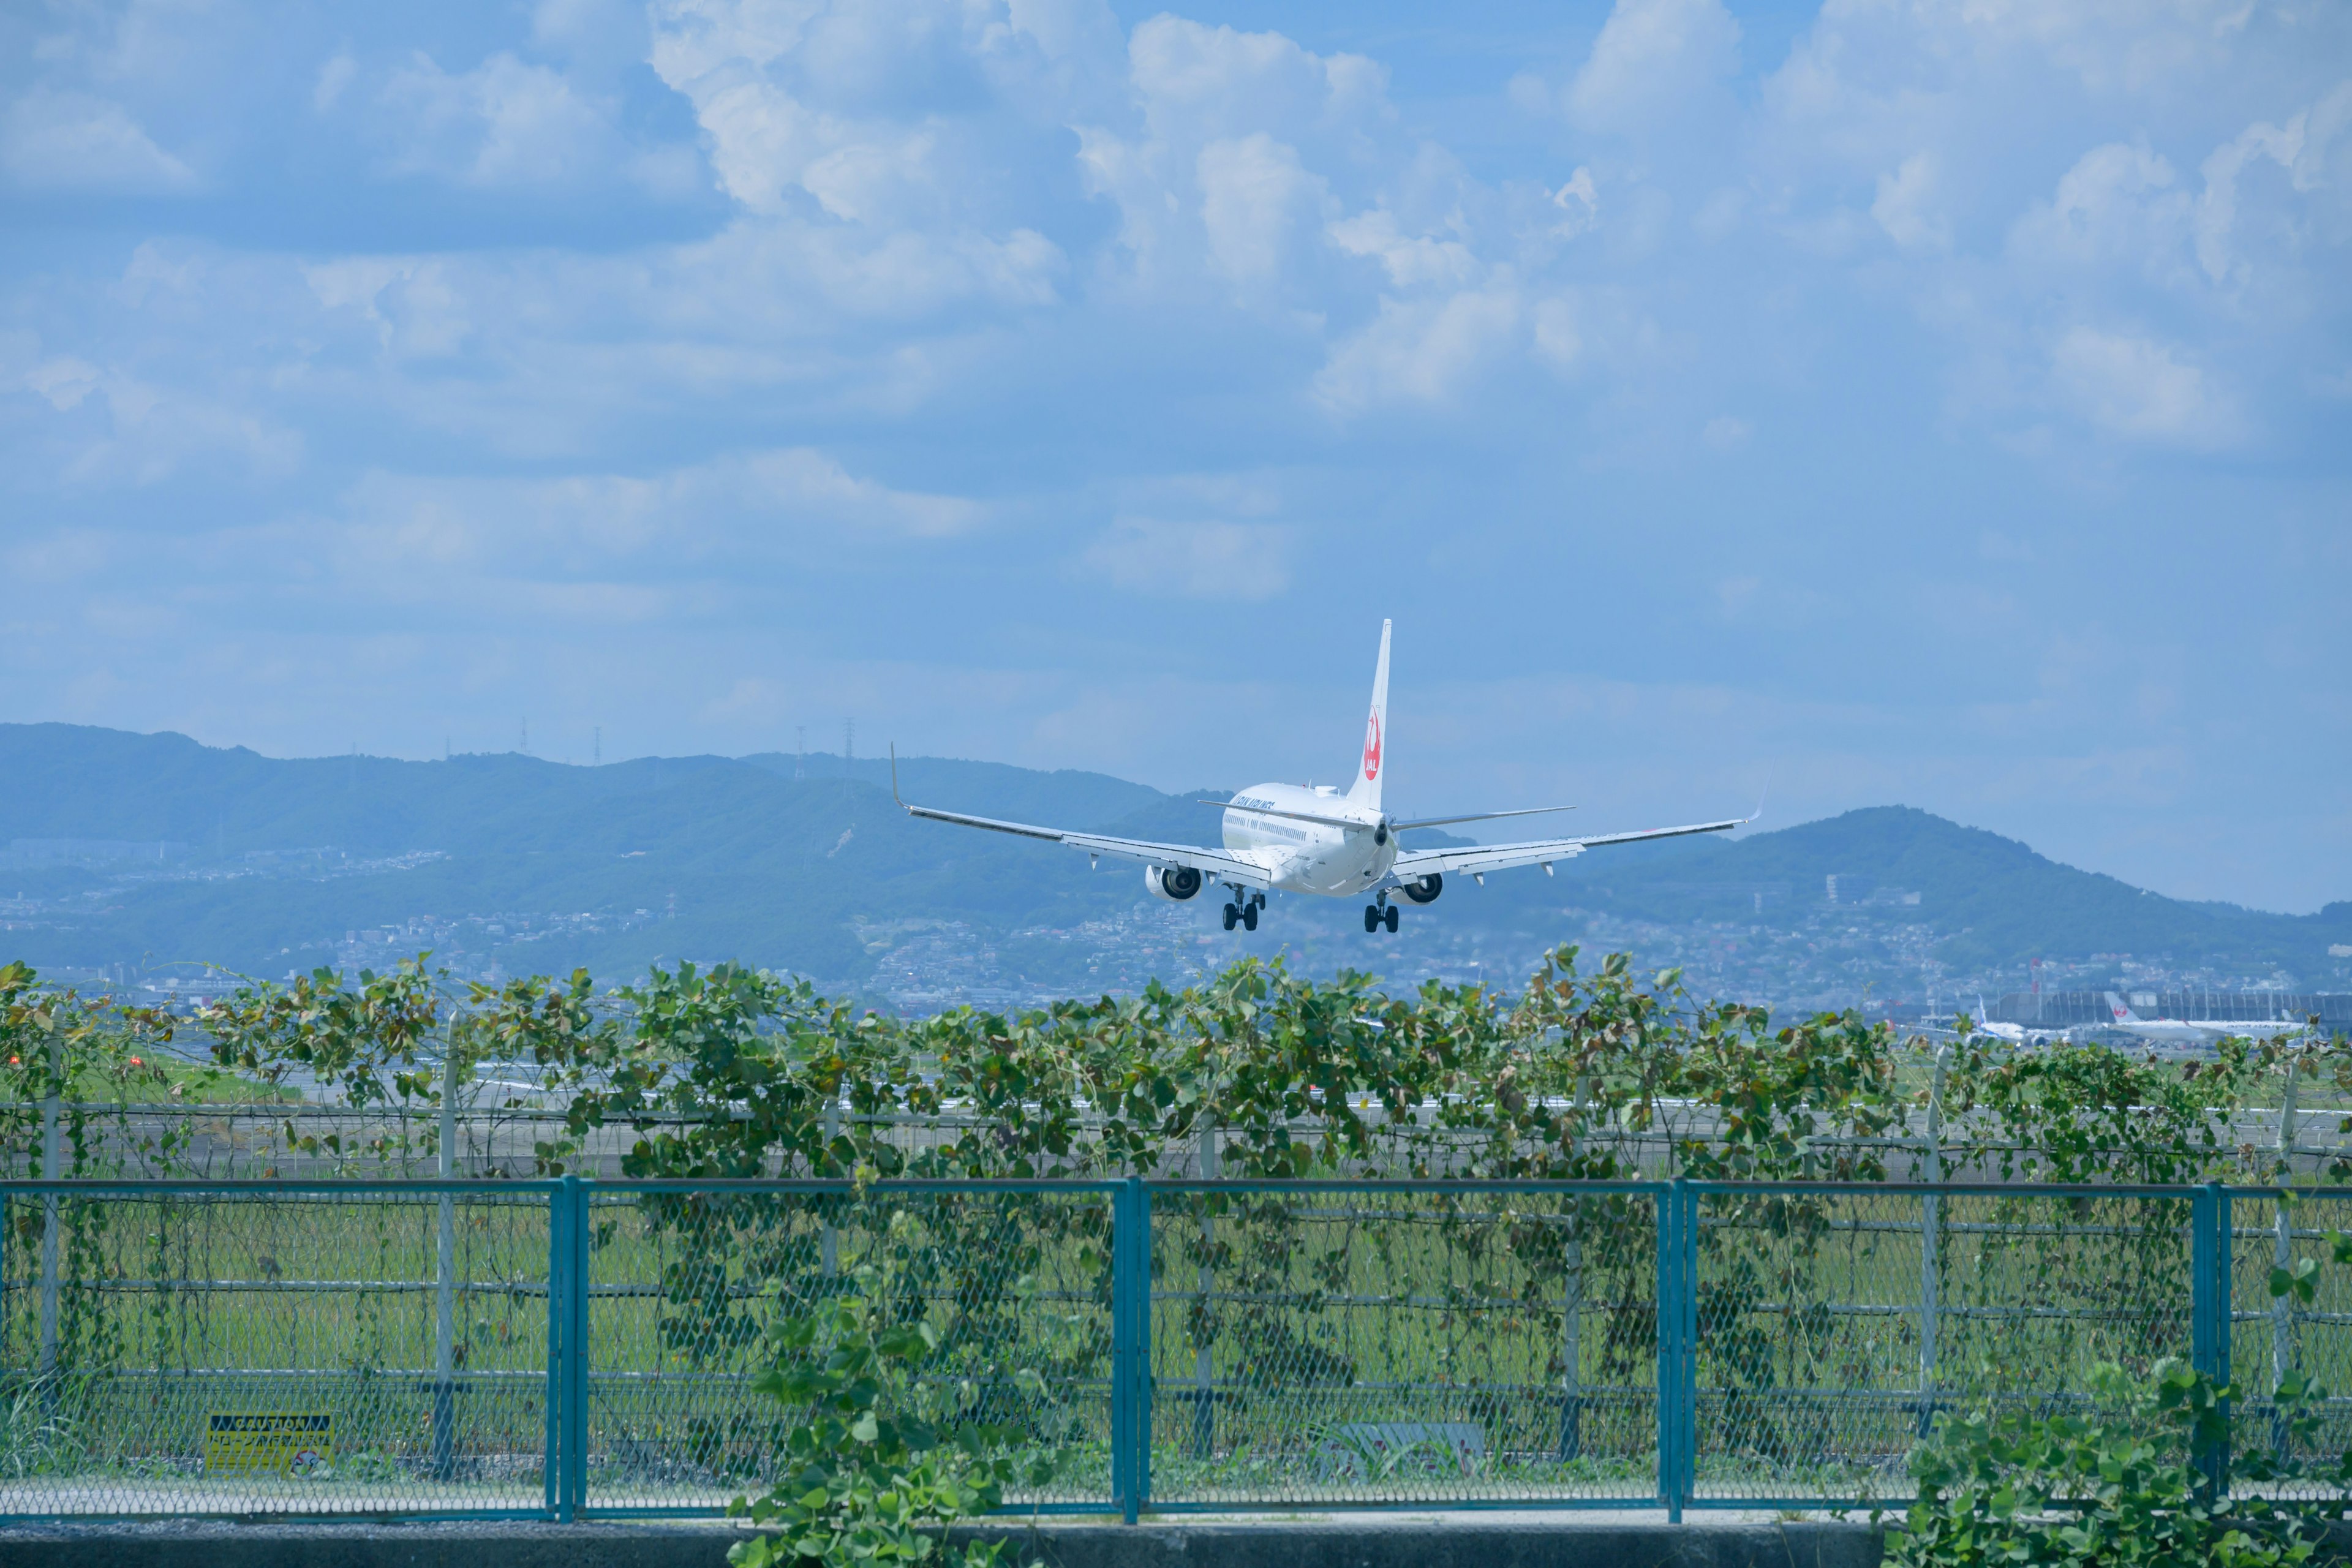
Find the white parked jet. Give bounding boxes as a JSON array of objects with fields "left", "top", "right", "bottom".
[
  {"left": 891, "top": 620, "right": 1756, "bottom": 933},
  {"left": 1967, "top": 998, "right": 2071, "bottom": 1046},
  {"left": 2102, "top": 993, "right": 2309, "bottom": 1044}
]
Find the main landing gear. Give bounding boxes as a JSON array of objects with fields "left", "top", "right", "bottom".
[
  {"left": 1363, "top": 897, "right": 1399, "bottom": 933},
  {"left": 1223, "top": 889, "right": 1264, "bottom": 932}
]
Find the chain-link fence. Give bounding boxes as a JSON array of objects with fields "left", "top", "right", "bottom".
[
  {"left": 0, "top": 1183, "right": 554, "bottom": 1518},
  {"left": 1, "top": 1178, "right": 2348, "bottom": 1521},
  {"left": 13, "top": 1088, "right": 2350, "bottom": 1183}
]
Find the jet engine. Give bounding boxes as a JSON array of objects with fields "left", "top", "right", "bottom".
[
  {"left": 1147, "top": 864, "right": 1204, "bottom": 901},
  {"left": 1399, "top": 873, "right": 1442, "bottom": 904}
]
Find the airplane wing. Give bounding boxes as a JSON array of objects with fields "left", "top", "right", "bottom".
[
  {"left": 891, "top": 755, "right": 1276, "bottom": 889},
  {"left": 1391, "top": 815, "right": 1752, "bottom": 883}
]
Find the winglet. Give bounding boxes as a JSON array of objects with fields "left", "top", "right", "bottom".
[
  {"left": 889, "top": 744, "right": 908, "bottom": 812},
  {"left": 1751, "top": 771, "right": 1771, "bottom": 826}
]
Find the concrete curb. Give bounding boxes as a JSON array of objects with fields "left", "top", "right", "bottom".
[
  {"left": 0, "top": 1517, "right": 1888, "bottom": 1568},
  {"left": 961, "top": 1518, "right": 1885, "bottom": 1568}
]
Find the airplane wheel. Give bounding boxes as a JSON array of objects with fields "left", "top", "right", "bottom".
[
  {"left": 1384, "top": 905, "right": 1399, "bottom": 933},
  {"left": 1222, "top": 903, "right": 1238, "bottom": 931},
  {"left": 1242, "top": 903, "right": 1258, "bottom": 931},
  {"left": 1363, "top": 905, "right": 1379, "bottom": 933}
]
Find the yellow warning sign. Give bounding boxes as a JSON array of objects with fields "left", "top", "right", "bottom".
[{"left": 204, "top": 1412, "right": 334, "bottom": 1475}]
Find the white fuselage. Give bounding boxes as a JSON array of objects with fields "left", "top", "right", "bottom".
[
  {"left": 1977, "top": 1021, "right": 2072, "bottom": 1046},
  {"left": 2109, "top": 1016, "right": 2305, "bottom": 1043},
  {"left": 1221, "top": 783, "right": 1397, "bottom": 895}
]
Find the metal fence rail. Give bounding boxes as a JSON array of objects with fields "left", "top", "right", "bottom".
[{"left": 1, "top": 1178, "right": 2347, "bottom": 1521}]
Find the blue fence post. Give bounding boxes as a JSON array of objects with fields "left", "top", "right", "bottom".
[
  {"left": 2214, "top": 1184, "right": 2233, "bottom": 1495},
  {"left": 562, "top": 1174, "right": 590, "bottom": 1520},
  {"left": 1657, "top": 1180, "right": 1691, "bottom": 1524},
  {"left": 1654, "top": 1182, "right": 1670, "bottom": 1520},
  {"left": 2220, "top": 1189, "right": 2239, "bottom": 1495},
  {"left": 2191, "top": 1183, "right": 2231, "bottom": 1498},
  {"left": 1112, "top": 1176, "right": 1148, "bottom": 1524},
  {"left": 545, "top": 1179, "right": 568, "bottom": 1520},
  {"left": 1136, "top": 1179, "right": 1154, "bottom": 1513}
]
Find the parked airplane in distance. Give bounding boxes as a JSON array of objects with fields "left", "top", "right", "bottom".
[
  {"left": 2102, "top": 992, "right": 2310, "bottom": 1044},
  {"left": 892, "top": 620, "right": 1757, "bottom": 933},
  {"left": 1969, "top": 997, "right": 2071, "bottom": 1046}
]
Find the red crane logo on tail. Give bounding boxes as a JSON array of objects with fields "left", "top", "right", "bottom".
[{"left": 1362, "top": 712, "right": 1382, "bottom": 781}]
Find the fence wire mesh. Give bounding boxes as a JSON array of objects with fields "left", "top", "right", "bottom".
[
  {"left": 1, "top": 1179, "right": 2348, "bottom": 1521},
  {"left": 1145, "top": 1186, "right": 1660, "bottom": 1507},
  {"left": 2231, "top": 1191, "right": 2352, "bottom": 1497},
  {"left": 0, "top": 1186, "right": 551, "bottom": 1517},
  {"left": 581, "top": 1185, "right": 1117, "bottom": 1515},
  {"left": 1687, "top": 1188, "right": 2197, "bottom": 1506}
]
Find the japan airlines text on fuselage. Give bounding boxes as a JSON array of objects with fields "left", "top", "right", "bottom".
[{"left": 890, "top": 620, "right": 1758, "bottom": 934}]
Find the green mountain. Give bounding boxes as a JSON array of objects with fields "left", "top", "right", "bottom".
[
  {"left": 0, "top": 724, "right": 2343, "bottom": 997},
  {"left": 1506, "top": 805, "right": 2350, "bottom": 974},
  {"left": 0, "top": 724, "right": 1237, "bottom": 986}
]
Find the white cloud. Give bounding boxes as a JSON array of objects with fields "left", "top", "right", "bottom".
[
  {"left": 1077, "top": 16, "right": 1393, "bottom": 288},
  {"left": 1566, "top": 0, "right": 1740, "bottom": 135},
  {"left": 1551, "top": 167, "right": 1600, "bottom": 236},
  {"left": 1123, "top": 16, "right": 1387, "bottom": 142},
  {"left": 25, "top": 358, "right": 103, "bottom": 411},
  {"left": 1871, "top": 151, "right": 1948, "bottom": 251},
  {"left": 2049, "top": 326, "right": 2237, "bottom": 448},
  {"left": 2196, "top": 83, "right": 2352, "bottom": 286},
  {"left": 726, "top": 448, "right": 982, "bottom": 538},
  {"left": 552, "top": 447, "right": 984, "bottom": 544},
  {"left": 380, "top": 51, "right": 615, "bottom": 187},
  {"left": 2008, "top": 140, "right": 2188, "bottom": 275},
  {"left": 1314, "top": 288, "right": 1520, "bottom": 413},
  {"left": 303, "top": 257, "right": 473, "bottom": 358},
  {"left": 677, "top": 75, "right": 856, "bottom": 216},
  {"left": 314, "top": 53, "right": 357, "bottom": 113},
  {"left": 47, "top": 376, "right": 304, "bottom": 488},
  {"left": 1080, "top": 517, "right": 1288, "bottom": 600},
  {"left": 1329, "top": 206, "right": 1479, "bottom": 290},
  {"left": 647, "top": 0, "right": 1104, "bottom": 229},
  {"left": 1, "top": 90, "right": 195, "bottom": 193},
  {"left": 638, "top": 0, "right": 1078, "bottom": 317},
  {"left": 1198, "top": 134, "right": 1326, "bottom": 285},
  {"left": 1702, "top": 415, "right": 1751, "bottom": 450},
  {"left": 1764, "top": 0, "right": 2278, "bottom": 162},
  {"left": 315, "top": 450, "right": 986, "bottom": 601},
  {"left": 1530, "top": 296, "right": 1581, "bottom": 368}
]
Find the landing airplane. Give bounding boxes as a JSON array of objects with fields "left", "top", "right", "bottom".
[
  {"left": 891, "top": 620, "right": 1757, "bottom": 933},
  {"left": 2102, "top": 992, "right": 2309, "bottom": 1044}
]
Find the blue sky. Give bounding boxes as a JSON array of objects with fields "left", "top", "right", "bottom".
[{"left": 2, "top": 0, "right": 2346, "bottom": 912}]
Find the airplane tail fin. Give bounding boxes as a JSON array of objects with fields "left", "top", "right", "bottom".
[
  {"left": 1349, "top": 619, "right": 1390, "bottom": 810},
  {"left": 2105, "top": 990, "right": 2140, "bottom": 1023}
]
